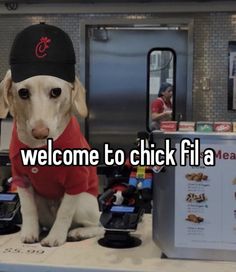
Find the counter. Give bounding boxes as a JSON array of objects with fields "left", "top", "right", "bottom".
[{"left": 0, "top": 215, "right": 236, "bottom": 272}]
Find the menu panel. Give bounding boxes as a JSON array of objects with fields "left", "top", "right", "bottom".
[{"left": 175, "top": 143, "right": 236, "bottom": 250}]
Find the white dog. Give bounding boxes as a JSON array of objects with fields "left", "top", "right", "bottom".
[{"left": 0, "top": 70, "right": 101, "bottom": 247}]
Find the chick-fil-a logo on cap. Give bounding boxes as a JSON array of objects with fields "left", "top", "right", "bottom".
[{"left": 35, "top": 37, "right": 51, "bottom": 58}]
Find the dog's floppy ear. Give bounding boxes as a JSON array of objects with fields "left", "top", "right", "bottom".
[
  {"left": 71, "top": 77, "right": 88, "bottom": 118},
  {"left": 0, "top": 70, "right": 12, "bottom": 118}
]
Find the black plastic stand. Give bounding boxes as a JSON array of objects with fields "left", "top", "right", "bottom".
[
  {"left": 161, "top": 252, "right": 168, "bottom": 259},
  {"left": 98, "top": 230, "right": 142, "bottom": 249}
]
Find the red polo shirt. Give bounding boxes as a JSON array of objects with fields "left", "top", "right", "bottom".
[
  {"left": 151, "top": 97, "right": 172, "bottom": 114},
  {"left": 9, "top": 116, "right": 98, "bottom": 200}
]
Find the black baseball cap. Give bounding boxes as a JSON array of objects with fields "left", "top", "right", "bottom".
[{"left": 10, "top": 22, "right": 75, "bottom": 83}]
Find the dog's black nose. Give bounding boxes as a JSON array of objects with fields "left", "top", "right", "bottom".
[{"left": 32, "top": 126, "right": 49, "bottom": 140}]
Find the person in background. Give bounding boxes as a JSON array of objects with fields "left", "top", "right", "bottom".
[{"left": 151, "top": 82, "right": 173, "bottom": 130}]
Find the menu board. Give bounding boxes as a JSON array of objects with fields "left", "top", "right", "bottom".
[{"left": 175, "top": 143, "right": 236, "bottom": 250}]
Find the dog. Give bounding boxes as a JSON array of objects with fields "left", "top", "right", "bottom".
[{"left": 0, "top": 70, "right": 101, "bottom": 247}]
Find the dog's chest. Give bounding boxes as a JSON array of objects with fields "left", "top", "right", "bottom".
[
  {"left": 14, "top": 158, "right": 68, "bottom": 199},
  {"left": 9, "top": 117, "right": 98, "bottom": 199}
]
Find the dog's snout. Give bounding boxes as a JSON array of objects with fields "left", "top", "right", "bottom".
[{"left": 32, "top": 124, "right": 49, "bottom": 140}]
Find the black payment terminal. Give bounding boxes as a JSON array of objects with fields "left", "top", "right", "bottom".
[
  {"left": 100, "top": 205, "right": 144, "bottom": 231},
  {"left": 98, "top": 205, "right": 144, "bottom": 249},
  {"left": 0, "top": 193, "right": 21, "bottom": 235},
  {"left": 0, "top": 193, "right": 20, "bottom": 221}
]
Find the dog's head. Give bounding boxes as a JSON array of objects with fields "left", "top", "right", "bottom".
[
  {"left": 0, "top": 70, "right": 87, "bottom": 147},
  {"left": 0, "top": 23, "right": 88, "bottom": 147}
]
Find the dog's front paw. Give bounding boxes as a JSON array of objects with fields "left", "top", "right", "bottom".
[
  {"left": 41, "top": 233, "right": 66, "bottom": 247},
  {"left": 21, "top": 227, "right": 39, "bottom": 244}
]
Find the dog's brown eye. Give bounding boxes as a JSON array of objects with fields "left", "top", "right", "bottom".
[
  {"left": 18, "top": 88, "right": 30, "bottom": 100},
  {"left": 50, "top": 88, "right": 62, "bottom": 98}
]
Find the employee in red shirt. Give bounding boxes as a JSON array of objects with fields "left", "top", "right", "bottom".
[{"left": 151, "top": 82, "right": 173, "bottom": 130}]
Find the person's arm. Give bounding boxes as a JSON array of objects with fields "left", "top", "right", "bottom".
[{"left": 151, "top": 110, "right": 172, "bottom": 122}]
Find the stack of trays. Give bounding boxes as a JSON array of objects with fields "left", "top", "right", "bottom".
[{"left": 159, "top": 121, "right": 236, "bottom": 132}]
